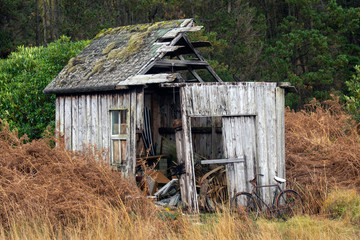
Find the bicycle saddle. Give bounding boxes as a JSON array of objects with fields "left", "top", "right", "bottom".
[{"left": 274, "top": 176, "right": 286, "bottom": 183}]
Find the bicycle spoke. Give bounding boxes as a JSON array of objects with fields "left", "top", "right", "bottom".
[
  {"left": 275, "top": 190, "right": 304, "bottom": 220},
  {"left": 230, "top": 192, "right": 259, "bottom": 220}
]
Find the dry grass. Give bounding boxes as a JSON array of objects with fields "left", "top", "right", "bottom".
[
  {"left": 0, "top": 97, "right": 359, "bottom": 239},
  {"left": 285, "top": 97, "right": 360, "bottom": 213},
  {"left": 0, "top": 120, "right": 157, "bottom": 228},
  {"left": 0, "top": 209, "right": 358, "bottom": 240}
]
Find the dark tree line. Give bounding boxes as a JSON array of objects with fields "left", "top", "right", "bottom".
[{"left": 1, "top": 0, "right": 360, "bottom": 109}]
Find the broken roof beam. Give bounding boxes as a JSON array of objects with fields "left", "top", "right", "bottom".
[
  {"left": 115, "top": 73, "right": 178, "bottom": 88},
  {"left": 160, "top": 26, "right": 203, "bottom": 39},
  {"left": 156, "top": 45, "right": 184, "bottom": 54}
]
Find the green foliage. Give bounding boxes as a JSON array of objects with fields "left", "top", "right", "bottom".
[
  {"left": 0, "top": 36, "right": 89, "bottom": 139},
  {"left": 1, "top": 0, "right": 360, "bottom": 115},
  {"left": 345, "top": 65, "right": 360, "bottom": 120},
  {"left": 192, "top": 1, "right": 267, "bottom": 82},
  {"left": 261, "top": 1, "right": 360, "bottom": 109}
]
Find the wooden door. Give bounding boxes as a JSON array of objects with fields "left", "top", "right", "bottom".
[{"left": 222, "top": 116, "right": 257, "bottom": 199}]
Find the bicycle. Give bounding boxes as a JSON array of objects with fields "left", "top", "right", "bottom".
[{"left": 230, "top": 173, "right": 304, "bottom": 221}]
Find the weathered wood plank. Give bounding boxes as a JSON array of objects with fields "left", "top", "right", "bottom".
[
  {"left": 175, "top": 128, "right": 187, "bottom": 207},
  {"left": 100, "top": 94, "right": 109, "bottom": 160},
  {"left": 241, "top": 117, "right": 256, "bottom": 191},
  {"left": 201, "top": 158, "right": 244, "bottom": 164},
  {"left": 127, "top": 89, "right": 137, "bottom": 178},
  {"left": 180, "top": 87, "right": 199, "bottom": 213},
  {"left": 55, "top": 98, "right": 61, "bottom": 139},
  {"left": 276, "top": 86, "right": 286, "bottom": 183},
  {"left": 58, "top": 96, "right": 65, "bottom": 137},
  {"left": 78, "top": 95, "right": 86, "bottom": 151},
  {"left": 136, "top": 87, "right": 144, "bottom": 131},
  {"left": 180, "top": 19, "right": 193, "bottom": 27},
  {"left": 160, "top": 26, "right": 203, "bottom": 39},
  {"left": 117, "top": 74, "right": 178, "bottom": 87},
  {"left": 265, "top": 84, "right": 277, "bottom": 196},
  {"left": 71, "top": 95, "right": 79, "bottom": 150},
  {"left": 156, "top": 45, "right": 184, "bottom": 53},
  {"left": 224, "top": 118, "right": 236, "bottom": 198},
  {"left": 64, "top": 97, "right": 72, "bottom": 150},
  {"left": 254, "top": 85, "right": 269, "bottom": 203},
  {"left": 90, "top": 95, "right": 98, "bottom": 146},
  {"left": 86, "top": 95, "right": 92, "bottom": 145}
]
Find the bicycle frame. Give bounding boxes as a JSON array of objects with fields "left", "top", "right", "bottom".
[
  {"left": 251, "top": 183, "right": 282, "bottom": 209},
  {"left": 230, "top": 174, "right": 303, "bottom": 221},
  {"left": 247, "top": 174, "right": 285, "bottom": 216}
]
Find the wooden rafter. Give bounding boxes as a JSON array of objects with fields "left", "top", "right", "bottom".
[
  {"left": 181, "top": 35, "right": 223, "bottom": 82},
  {"left": 178, "top": 55, "right": 204, "bottom": 82}
]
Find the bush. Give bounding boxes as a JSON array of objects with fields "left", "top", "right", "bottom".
[{"left": 0, "top": 36, "right": 89, "bottom": 139}]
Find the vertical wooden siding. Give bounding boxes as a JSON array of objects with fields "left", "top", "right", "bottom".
[
  {"left": 55, "top": 89, "right": 143, "bottom": 177},
  {"left": 181, "top": 83, "right": 285, "bottom": 205},
  {"left": 223, "top": 116, "right": 256, "bottom": 198}
]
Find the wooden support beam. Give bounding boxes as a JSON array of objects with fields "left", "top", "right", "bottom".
[
  {"left": 178, "top": 55, "right": 204, "bottom": 82},
  {"left": 181, "top": 35, "right": 223, "bottom": 82},
  {"left": 175, "top": 127, "right": 188, "bottom": 208},
  {"left": 201, "top": 158, "right": 245, "bottom": 165},
  {"left": 206, "top": 65, "right": 223, "bottom": 82},
  {"left": 159, "top": 127, "right": 222, "bottom": 134},
  {"left": 180, "top": 87, "right": 199, "bottom": 213}
]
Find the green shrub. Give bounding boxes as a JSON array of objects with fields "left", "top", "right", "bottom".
[{"left": 0, "top": 36, "right": 89, "bottom": 139}]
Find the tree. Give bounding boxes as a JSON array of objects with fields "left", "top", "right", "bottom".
[
  {"left": 345, "top": 65, "right": 360, "bottom": 121},
  {"left": 260, "top": 1, "right": 360, "bottom": 109},
  {"left": 0, "top": 36, "right": 89, "bottom": 139}
]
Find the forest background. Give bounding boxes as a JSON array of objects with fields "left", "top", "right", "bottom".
[{"left": 1, "top": 0, "right": 360, "bottom": 139}]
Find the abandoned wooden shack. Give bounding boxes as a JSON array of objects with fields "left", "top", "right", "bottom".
[{"left": 44, "top": 19, "right": 289, "bottom": 213}]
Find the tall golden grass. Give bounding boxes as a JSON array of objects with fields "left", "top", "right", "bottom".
[
  {"left": 0, "top": 97, "right": 359, "bottom": 239},
  {"left": 0, "top": 120, "right": 158, "bottom": 228},
  {"left": 285, "top": 97, "right": 360, "bottom": 214}
]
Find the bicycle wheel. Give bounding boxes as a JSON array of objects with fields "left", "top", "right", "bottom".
[
  {"left": 230, "top": 192, "right": 259, "bottom": 220},
  {"left": 275, "top": 189, "right": 304, "bottom": 220}
]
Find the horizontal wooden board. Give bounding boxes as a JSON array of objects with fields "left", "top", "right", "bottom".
[{"left": 201, "top": 158, "right": 245, "bottom": 165}]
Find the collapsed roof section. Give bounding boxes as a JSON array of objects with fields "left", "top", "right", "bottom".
[{"left": 44, "top": 19, "right": 222, "bottom": 94}]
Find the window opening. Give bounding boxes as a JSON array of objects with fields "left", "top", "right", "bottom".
[{"left": 110, "top": 109, "right": 128, "bottom": 165}]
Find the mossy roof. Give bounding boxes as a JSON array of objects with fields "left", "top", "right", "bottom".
[{"left": 44, "top": 19, "right": 191, "bottom": 94}]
